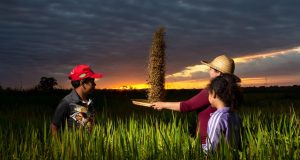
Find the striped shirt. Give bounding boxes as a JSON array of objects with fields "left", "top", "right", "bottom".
[{"left": 203, "top": 107, "right": 242, "bottom": 151}]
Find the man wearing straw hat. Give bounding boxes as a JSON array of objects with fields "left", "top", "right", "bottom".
[
  {"left": 153, "top": 55, "right": 240, "bottom": 144},
  {"left": 50, "top": 64, "right": 103, "bottom": 136}
]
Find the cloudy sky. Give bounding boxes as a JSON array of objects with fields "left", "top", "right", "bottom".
[{"left": 1, "top": 0, "right": 300, "bottom": 89}]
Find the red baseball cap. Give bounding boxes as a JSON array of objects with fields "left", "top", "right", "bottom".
[{"left": 69, "top": 64, "right": 103, "bottom": 81}]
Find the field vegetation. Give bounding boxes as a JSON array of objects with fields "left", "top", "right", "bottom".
[{"left": 0, "top": 86, "right": 299, "bottom": 159}]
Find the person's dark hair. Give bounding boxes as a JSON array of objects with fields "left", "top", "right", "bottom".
[
  {"left": 71, "top": 78, "right": 95, "bottom": 88},
  {"left": 71, "top": 80, "right": 80, "bottom": 88},
  {"left": 208, "top": 74, "right": 243, "bottom": 110}
]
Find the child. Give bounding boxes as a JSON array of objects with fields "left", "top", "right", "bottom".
[{"left": 203, "top": 73, "right": 242, "bottom": 152}]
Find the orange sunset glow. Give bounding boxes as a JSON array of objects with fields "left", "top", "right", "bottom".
[
  {"left": 114, "top": 76, "right": 299, "bottom": 90},
  {"left": 113, "top": 46, "right": 300, "bottom": 89}
]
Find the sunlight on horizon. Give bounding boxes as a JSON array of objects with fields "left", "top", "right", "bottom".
[
  {"left": 111, "top": 46, "right": 300, "bottom": 89},
  {"left": 56, "top": 46, "right": 300, "bottom": 90},
  {"left": 106, "top": 75, "right": 300, "bottom": 90}
]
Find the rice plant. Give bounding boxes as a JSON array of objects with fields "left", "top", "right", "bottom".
[
  {"left": 0, "top": 88, "right": 299, "bottom": 159},
  {"left": 0, "top": 108, "right": 299, "bottom": 159}
]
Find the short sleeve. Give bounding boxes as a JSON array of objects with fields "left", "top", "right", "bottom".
[{"left": 52, "top": 100, "right": 69, "bottom": 129}]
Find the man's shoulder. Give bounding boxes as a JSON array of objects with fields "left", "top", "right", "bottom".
[
  {"left": 56, "top": 91, "right": 75, "bottom": 108},
  {"left": 62, "top": 90, "right": 80, "bottom": 103},
  {"left": 62, "top": 92, "right": 72, "bottom": 101}
]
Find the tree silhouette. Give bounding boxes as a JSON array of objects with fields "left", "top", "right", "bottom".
[
  {"left": 147, "top": 27, "right": 166, "bottom": 102},
  {"left": 37, "top": 77, "right": 58, "bottom": 91}
]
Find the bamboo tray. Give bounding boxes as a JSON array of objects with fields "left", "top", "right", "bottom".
[{"left": 131, "top": 99, "right": 153, "bottom": 107}]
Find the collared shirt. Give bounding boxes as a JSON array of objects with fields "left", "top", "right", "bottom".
[
  {"left": 180, "top": 89, "right": 217, "bottom": 144},
  {"left": 203, "top": 107, "right": 242, "bottom": 151},
  {"left": 52, "top": 90, "right": 95, "bottom": 131}
]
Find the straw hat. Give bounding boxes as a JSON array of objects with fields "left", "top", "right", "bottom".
[{"left": 201, "top": 55, "right": 235, "bottom": 74}]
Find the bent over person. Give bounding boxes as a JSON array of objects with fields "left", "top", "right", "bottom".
[
  {"left": 153, "top": 55, "right": 237, "bottom": 144},
  {"left": 50, "top": 64, "right": 103, "bottom": 136}
]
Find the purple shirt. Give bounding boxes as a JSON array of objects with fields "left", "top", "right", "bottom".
[
  {"left": 203, "top": 107, "right": 242, "bottom": 151},
  {"left": 180, "top": 89, "right": 217, "bottom": 144}
]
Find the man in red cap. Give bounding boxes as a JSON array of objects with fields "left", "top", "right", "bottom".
[{"left": 50, "top": 64, "right": 103, "bottom": 136}]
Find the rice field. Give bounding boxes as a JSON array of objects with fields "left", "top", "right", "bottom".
[{"left": 0, "top": 87, "right": 299, "bottom": 159}]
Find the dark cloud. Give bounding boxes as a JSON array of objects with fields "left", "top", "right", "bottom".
[{"left": 0, "top": 0, "right": 300, "bottom": 88}]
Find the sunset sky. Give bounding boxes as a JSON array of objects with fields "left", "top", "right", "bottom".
[{"left": 1, "top": 0, "right": 300, "bottom": 89}]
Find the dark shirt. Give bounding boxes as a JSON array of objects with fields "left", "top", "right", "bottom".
[
  {"left": 52, "top": 90, "right": 95, "bottom": 131},
  {"left": 180, "top": 88, "right": 217, "bottom": 144}
]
